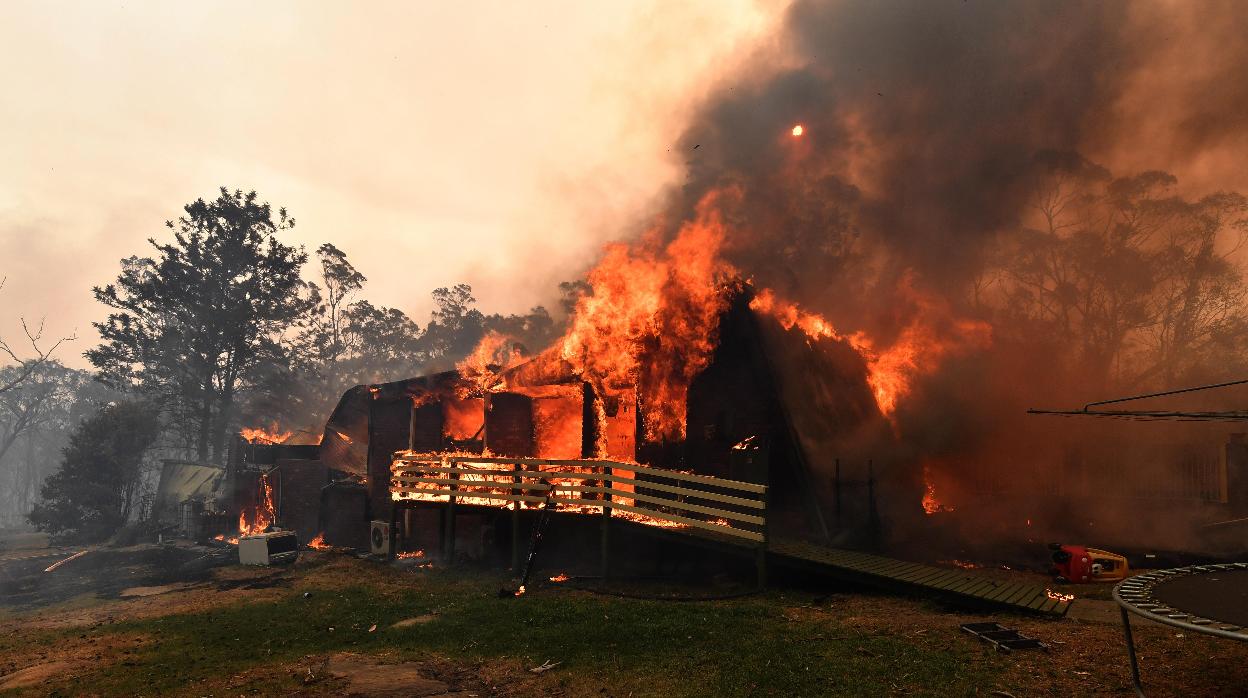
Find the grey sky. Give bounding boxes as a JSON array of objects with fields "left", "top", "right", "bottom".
[{"left": 0, "top": 0, "right": 780, "bottom": 368}]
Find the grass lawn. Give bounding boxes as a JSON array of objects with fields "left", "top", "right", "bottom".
[{"left": 2, "top": 552, "right": 1246, "bottom": 696}]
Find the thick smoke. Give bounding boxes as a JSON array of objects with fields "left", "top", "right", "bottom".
[
  {"left": 652, "top": 0, "right": 1248, "bottom": 554},
  {"left": 677, "top": 0, "right": 1135, "bottom": 303}
]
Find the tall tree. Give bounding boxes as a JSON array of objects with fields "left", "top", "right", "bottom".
[
  {"left": 0, "top": 361, "right": 97, "bottom": 524},
  {"left": 984, "top": 154, "right": 1248, "bottom": 394},
  {"left": 87, "top": 188, "right": 313, "bottom": 462},
  {"left": 28, "top": 400, "right": 159, "bottom": 543},
  {"left": 302, "top": 243, "right": 366, "bottom": 367}
]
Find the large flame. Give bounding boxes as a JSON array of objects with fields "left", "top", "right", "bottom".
[
  {"left": 558, "top": 189, "right": 735, "bottom": 441},
  {"left": 456, "top": 331, "right": 524, "bottom": 393},
  {"left": 749, "top": 279, "right": 991, "bottom": 418},
  {"left": 241, "top": 423, "right": 292, "bottom": 444},
  {"left": 239, "top": 473, "right": 276, "bottom": 536}
]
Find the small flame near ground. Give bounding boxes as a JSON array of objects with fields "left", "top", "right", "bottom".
[
  {"left": 549, "top": 573, "right": 570, "bottom": 583},
  {"left": 921, "top": 464, "right": 953, "bottom": 515},
  {"left": 308, "top": 532, "right": 329, "bottom": 549},
  {"left": 791, "top": 124, "right": 804, "bottom": 137},
  {"left": 1046, "top": 588, "right": 1075, "bottom": 603},
  {"left": 397, "top": 550, "right": 426, "bottom": 559}
]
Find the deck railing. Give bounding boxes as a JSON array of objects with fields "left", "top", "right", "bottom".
[{"left": 390, "top": 453, "right": 769, "bottom": 583}]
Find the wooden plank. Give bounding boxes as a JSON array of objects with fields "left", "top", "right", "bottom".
[
  {"left": 607, "top": 501, "right": 763, "bottom": 542},
  {"left": 394, "top": 476, "right": 550, "bottom": 491},
  {"left": 901, "top": 567, "right": 962, "bottom": 585},
  {"left": 396, "top": 463, "right": 767, "bottom": 508},
  {"left": 895, "top": 566, "right": 955, "bottom": 585},
  {"left": 614, "top": 478, "right": 766, "bottom": 509},
  {"left": 1001, "top": 584, "right": 1044, "bottom": 607},
  {"left": 548, "top": 485, "right": 766, "bottom": 525},
  {"left": 1016, "top": 589, "right": 1050, "bottom": 611},
  {"left": 993, "top": 585, "right": 1035, "bottom": 607},
  {"left": 956, "top": 578, "right": 1004, "bottom": 599},
  {"left": 430, "top": 455, "right": 767, "bottom": 493},
  {"left": 982, "top": 582, "right": 1028, "bottom": 603},
  {"left": 858, "top": 558, "right": 920, "bottom": 578},
  {"left": 936, "top": 576, "right": 981, "bottom": 594},
  {"left": 916, "top": 571, "right": 974, "bottom": 590},
  {"left": 392, "top": 488, "right": 547, "bottom": 505},
  {"left": 623, "top": 462, "right": 768, "bottom": 493},
  {"left": 869, "top": 562, "right": 926, "bottom": 580}
]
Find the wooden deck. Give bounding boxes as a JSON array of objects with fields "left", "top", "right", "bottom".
[
  {"left": 390, "top": 454, "right": 1071, "bottom": 618},
  {"left": 768, "top": 538, "right": 1072, "bottom": 617}
]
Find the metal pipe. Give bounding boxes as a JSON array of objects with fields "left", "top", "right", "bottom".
[
  {"left": 1119, "top": 606, "right": 1145, "bottom": 697},
  {"left": 1083, "top": 378, "right": 1248, "bottom": 411}
]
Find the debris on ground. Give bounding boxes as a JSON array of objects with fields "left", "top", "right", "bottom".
[
  {"left": 961, "top": 622, "right": 1048, "bottom": 652},
  {"left": 529, "top": 659, "right": 560, "bottom": 674},
  {"left": 43, "top": 550, "right": 89, "bottom": 573}
]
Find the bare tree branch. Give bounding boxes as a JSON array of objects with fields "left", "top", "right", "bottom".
[{"left": 0, "top": 277, "right": 76, "bottom": 395}]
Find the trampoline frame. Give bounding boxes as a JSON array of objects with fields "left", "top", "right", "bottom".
[{"left": 1113, "top": 563, "right": 1248, "bottom": 696}]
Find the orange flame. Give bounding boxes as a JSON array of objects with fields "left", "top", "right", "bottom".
[
  {"left": 308, "top": 532, "right": 328, "bottom": 549},
  {"left": 1046, "top": 588, "right": 1075, "bottom": 603},
  {"left": 239, "top": 473, "right": 276, "bottom": 536},
  {"left": 921, "top": 463, "right": 953, "bottom": 515},
  {"left": 559, "top": 189, "right": 735, "bottom": 441},
  {"left": 791, "top": 124, "right": 804, "bottom": 137},
  {"left": 549, "top": 573, "right": 570, "bottom": 583},
  {"left": 457, "top": 331, "right": 525, "bottom": 393},
  {"left": 241, "top": 423, "right": 292, "bottom": 444},
  {"left": 749, "top": 279, "right": 991, "bottom": 419},
  {"left": 397, "top": 550, "right": 426, "bottom": 559}
]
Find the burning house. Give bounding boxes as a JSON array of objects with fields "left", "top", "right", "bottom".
[{"left": 314, "top": 282, "right": 919, "bottom": 557}]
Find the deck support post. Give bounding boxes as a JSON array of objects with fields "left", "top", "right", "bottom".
[
  {"left": 389, "top": 500, "right": 400, "bottom": 559},
  {"left": 756, "top": 478, "right": 769, "bottom": 590},
  {"left": 601, "top": 464, "right": 612, "bottom": 579},
  {"left": 445, "top": 470, "right": 458, "bottom": 564},
  {"left": 511, "top": 463, "right": 522, "bottom": 571}
]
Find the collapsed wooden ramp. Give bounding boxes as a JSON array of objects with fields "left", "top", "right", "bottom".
[{"left": 768, "top": 538, "right": 1072, "bottom": 617}]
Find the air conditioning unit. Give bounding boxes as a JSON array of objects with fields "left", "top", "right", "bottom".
[
  {"left": 370, "top": 520, "right": 391, "bottom": 557},
  {"left": 238, "top": 530, "right": 299, "bottom": 565}
]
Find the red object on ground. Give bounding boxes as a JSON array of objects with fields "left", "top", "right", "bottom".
[
  {"left": 1052, "top": 544, "right": 1094, "bottom": 582},
  {"left": 1050, "top": 543, "right": 1129, "bottom": 583}
]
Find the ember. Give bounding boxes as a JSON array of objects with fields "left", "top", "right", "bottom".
[
  {"left": 549, "top": 573, "right": 569, "bottom": 583},
  {"left": 397, "top": 550, "right": 425, "bottom": 559}
]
